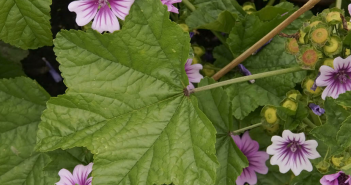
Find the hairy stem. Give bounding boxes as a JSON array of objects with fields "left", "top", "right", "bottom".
[
  {"left": 190, "top": 66, "right": 303, "bottom": 93},
  {"left": 212, "top": 0, "right": 320, "bottom": 80},
  {"left": 336, "top": 0, "right": 342, "bottom": 9},
  {"left": 231, "top": 123, "right": 263, "bottom": 135}
]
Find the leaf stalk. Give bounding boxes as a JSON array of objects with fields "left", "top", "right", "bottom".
[{"left": 231, "top": 123, "right": 263, "bottom": 135}]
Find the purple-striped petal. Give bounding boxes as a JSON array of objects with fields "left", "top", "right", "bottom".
[
  {"left": 68, "top": 0, "right": 99, "bottom": 26},
  {"left": 56, "top": 169, "right": 76, "bottom": 185},
  {"left": 161, "top": 0, "right": 182, "bottom": 13},
  {"left": 236, "top": 167, "right": 257, "bottom": 185},
  {"left": 267, "top": 130, "right": 320, "bottom": 176},
  {"left": 334, "top": 56, "right": 351, "bottom": 72},
  {"left": 72, "top": 163, "right": 93, "bottom": 185},
  {"left": 320, "top": 171, "right": 351, "bottom": 185},
  {"left": 109, "top": 0, "right": 135, "bottom": 20},
  {"left": 185, "top": 59, "right": 203, "bottom": 89},
  {"left": 92, "top": 5, "right": 120, "bottom": 33},
  {"left": 316, "top": 66, "right": 336, "bottom": 87}
]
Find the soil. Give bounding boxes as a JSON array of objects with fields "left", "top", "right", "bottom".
[{"left": 20, "top": 0, "right": 333, "bottom": 97}]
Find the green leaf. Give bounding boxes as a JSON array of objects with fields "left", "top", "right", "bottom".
[
  {"left": 0, "top": 55, "right": 25, "bottom": 79},
  {"left": 277, "top": 101, "right": 309, "bottom": 130},
  {"left": 337, "top": 116, "right": 351, "bottom": 149},
  {"left": 0, "top": 77, "right": 54, "bottom": 185},
  {"left": 227, "top": 3, "right": 295, "bottom": 58},
  {"left": 334, "top": 91, "right": 351, "bottom": 107},
  {"left": 36, "top": 1, "right": 218, "bottom": 184},
  {"left": 185, "top": 0, "right": 245, "bottom": 33},
  {"left": 195, "top": 77, "right": 248, "bottom": 185},
  {"left": 311, "top": 98, "right": 350, "bottom": 153},
  {"left": 256, "top": 163, "right": 292, "bottom": 185},
  {"left": 289, "top": 170, "right": 323, "bottom": 185},
  {"left": 0, "top": 0, "right": 52, "bottom": 49},
  {"left": 217, "top": 37, "right": 306, "bottom": 119},
  {"left": 0, "top": 41, "right": 29, "bottom": 62}
]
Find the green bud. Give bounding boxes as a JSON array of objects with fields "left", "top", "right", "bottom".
[
  {"left": 281, "top": 98, "right": 298, "bottom": 112},
  {"left": 202, "top": 63, "right": 215, "bottom": 77},
  {"left": 309, "top": 23, "right": 331, "bottom": 47},
  {"left": 179, "top": 24, "right": 189, "bottom": 32},
  {"left": 321, "top": 8, "right": 344, "bottom": 25},
  {"left": 243, "top": 2, "right": 256, "bottom": 12},
  {"left": 323, "top": 35, "right": 342, "bottom": 57},
  {"left": 285, "top": 38, "right": 299, "bottom": 55},
  {"left": 302, "top": 77, "right": 322, "bottom": 96},
  {"left": 286, "top": 90, "right": 301, "bottom": 100},
  {"left": 316, "top": 160, "right": 330, "bottom": 174},
  {"left": 346, "top": 49, "right": 351, "bottom": 56},
  {"left": 298, "top": 30, "right": 307, "bottom": 44},
  {"left": 297, "top": 45, "right": 323, "bottom": 69},
  {"left": 323, "top": 58, "right": 334, "bottom": 68},
  {"left": 192, "top": 45, "right": 205, "bottom": 57},
  {"left": 261, "top": 105, "right": 280, "bottom": 135}
]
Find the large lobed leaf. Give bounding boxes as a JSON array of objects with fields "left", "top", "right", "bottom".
[
  {"left": 0, "top": 41, "right": 27, "bottom": 79},
  {"left": 35, "top": 0, "right": 218, "bottom": 184},
  {"left": 195, "top": 77, "right": 248, "bottom": 185},
  {"left": 0, "top": 77, "right": 53, "bottom": 185},
  {"left": 0, "top": 0, "right": 52, "bottom": 49},
  {"left": 185, "top": 0, "right": 245, "bottom": 33}
]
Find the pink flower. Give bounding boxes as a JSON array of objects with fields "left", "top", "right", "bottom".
[
  {"left": 232, "top": 132, "right": 269, "bottom": 185},
  {"left": 316, "top": 56, "right": 351, "bottom": 100},
  {"left": 266, "top": 130, "right": 320, "bottom": 176},
  {"left": 56, "top": 163, "right": 93, "bottom": 185},
  {"left": 161, "top": 0, "right": 182, "bottom": 13},
  {"left": 185, "top": 59, "right": 203, "bottom": 90},
  {"left": 320, "top": 171, "right": 351, "bottom": 185},
  {"left": 68, "top": 0, "right": 134, "bottom": 33}
]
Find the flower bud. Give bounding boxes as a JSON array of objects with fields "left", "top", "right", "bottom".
[
  {"left": 242, "top": 2, "right": 256, "bottom": 13},
  {"left": 323, "top": 35, "right": 342, "bottom": 57},
  {"left": 322, "top": 8, "right": 344, "bottom": 25},
  {"left": 286, "top": 90, "right": 301, "bottom": 100},
  {"left": 298, "top": 30, "right": 307, "bottom": 44},
  {"left": 202, "top": 63, "right": 215, "bottom": 77},
  {"left": 179, "top": 24, "right": 189, "bottom": 32},
  {"left": 302, "top": 77, "right": 322, "bottom": 96},
  {"left": 192, "top": 46, "right": 205, "bottom": 57},
  {"left": 316, "top": 160, "right": 330, "bottom": 174},
  {"left": 322, "top": 58, "right": 334, "bottom": 68},
  {"left": 297, "top": 45, "right": 323, "bottom": 69},
  {"left": 261, "top": 105, "right": 279, "bottom": 125},
  {"left": 192, "top": 56, "right": 201, "bottom": 64},
  {"left": 281, "top": 98, "right": 298, "bottom": 112},
  {"left": 309, "top": 23, "right": 330, "bottom": 47},
  {"left": 285, "top": 38, "right": 299, "bottom": 55},
  {"left": 346, "top": 49, "right": 350, "bottom": 56}
]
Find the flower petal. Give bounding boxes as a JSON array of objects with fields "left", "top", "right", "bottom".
[
  {"left": 72, "top": 163, "right": 93, "bottom": 185},
  {"left": 68, "top": 0, "right": 99, "bottom": 26},
  {"left": 248, "top": 151, "right": 269, "bottom": 174},
  {"left": 161, "top": 0, "right": 182, "bottom": 13},
  {"left": 290, "top": 154, "right": 312, "bottom": 176},
  {"left": 302, "top": 140, "right": 321, "bottom": 159},
  {"left": 283, "top": 130, "right": 305, "bottom": 143},
  {"left": 240, "top": 131, "right": 259, "bottom": 155},
  {"left": 266, "top": 136, "right": 285, "bottom": 155},
  {"left": 56, "top": 169, "right": 76, "bottom": 185},
  {"left": 109, "top": 0, "right": 135, "bottom": 20},
  {"left": 232, "top": 134, "right": 243, "bottom": 149},
  {"left": 92, "top": 5, "right": 120, "bottom": 33},
  {"left": 236, "top": 167, "right": 258, "bottom": 185},
  {"left": 316, "top": 65, "right": 336, "bottom": 87},
  {"left": 334, "top": 56, "right": 351, "bottom": 72}
]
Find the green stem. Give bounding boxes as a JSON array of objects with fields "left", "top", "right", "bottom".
[
  {"left": 232, "top": 123, "right": 263, "bottom": 135},
  {"left": 191, "top": 66, "right": 303, "bottom": 93},
  {"left": 182, "top": 0, "right": 196, "bottom": 11},
  {"left": 182, "top": 0, "right": 228, "bottom": 47},
  {"left": 324, "top": 147, "right": 330, "bottom": 161},
  {"left": 303, "top": 118, "right": 317, "bottom": 129},
  {"left": 266, "top": 0, "right": 275, "bottom": 6},
  {"left": 336, "top": 0, "right": 342, "bottom": 9}
]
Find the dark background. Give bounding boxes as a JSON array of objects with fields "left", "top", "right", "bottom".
[{"left": 21, "top": 0, "right": 336, "bottom": 97}]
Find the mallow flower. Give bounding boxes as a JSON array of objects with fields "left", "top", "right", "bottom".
[
  {"left": 68, "top": 0, "right": 134, "bottom": 33},
  {"left": 161, "top": 0, "right": 182, "bottom": 13},
  {"left": 308, "top": 103, "right": 325, "bottom": 116},
  {"left": 56, "top": 163, "right": 93, "bottom": 185},
  {"left": 320, "top": 171, "right": 351, "bottom": 185},
  {"left": 238, "top": 64, "right": 255, "bottom": 83},
  {"left": 266, "top": 130, "right": 320, "bottom": 176},
  {"left": 316, "top": 56, "right": 351, "bottom": 100},
  {"left": 232, "top": 132, "right": 269, "bottom": 185},
  {"left": 185, "top": 59, "right": 203, "bottom": 90}
]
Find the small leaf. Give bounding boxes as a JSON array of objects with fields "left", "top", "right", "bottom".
[
  {"left": 337, "top": 116, "right": 351, "bottom": 148},
  {"left": 0, "top": 0, "right": 53, "bottom": 49},
  {"left": 334, "top": 91, "right": 351, "bottom": 107},
  {"left": 195, "top": 77, "right": 249, "bottom": 185}
]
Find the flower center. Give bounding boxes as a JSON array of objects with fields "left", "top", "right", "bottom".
[
  {"left": 337, "top": 173, "right": 349, "bottom": 185},
  {"left": 336, "top": 70, "right": 349, "bottom": 83},
  {"left": 98, "top": 0, "right": 108, "bottom": 6},
  {"left": 288, "top": 142, "right": 299, "bottom": 153}
]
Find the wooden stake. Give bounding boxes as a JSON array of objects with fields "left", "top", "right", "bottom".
[{"left": 212, "top": 0, "right": 320, "bottom": 81}]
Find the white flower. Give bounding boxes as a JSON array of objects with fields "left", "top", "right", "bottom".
[{"left": 266, "top": 130, "right": 321, "bottom": 176}]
